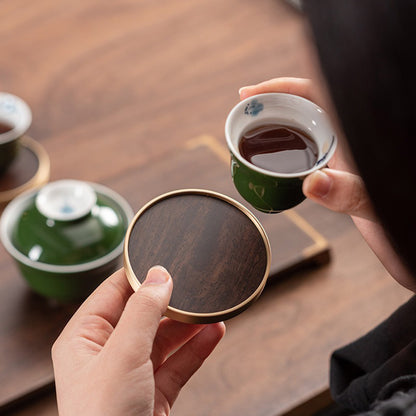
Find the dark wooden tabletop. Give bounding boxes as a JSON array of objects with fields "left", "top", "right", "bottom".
[{"left": 1, "top": 1, "right": 412, "bottom": 415}]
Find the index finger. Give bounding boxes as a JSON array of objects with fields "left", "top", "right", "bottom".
[
  {"left": 239, "top": 77, "right": 317, "bottom": 103},
  {"left": 63, "top": 268, "right": 133, "bottom": 335},
  {"left": 104, "top": 266, "right": 173, "bottom": 368}
]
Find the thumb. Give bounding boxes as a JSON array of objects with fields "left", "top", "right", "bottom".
[
  {"left": 104, "top": 266, "right": 173, "bottom": 366},
  {"left": 303, "top": 168, "right": 375, "bottom": 221}
]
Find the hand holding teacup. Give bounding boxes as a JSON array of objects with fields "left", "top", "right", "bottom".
[
  {"left": 237, "top": 78, "right": 415, "bottom": 293},
  {"left": 225, "top": 89, "right": 337, "bottom": 213},
  {"left": 236, "top": 77, "right": 374, "bottom": 219}
]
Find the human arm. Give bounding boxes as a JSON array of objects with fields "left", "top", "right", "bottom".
[{"left": 239, "top": 77, "right": 414, "bottom": 291}]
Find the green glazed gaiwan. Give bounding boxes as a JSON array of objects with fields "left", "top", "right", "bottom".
[{"left": 0, "top": 180, "right": 133, "bottom": 301}]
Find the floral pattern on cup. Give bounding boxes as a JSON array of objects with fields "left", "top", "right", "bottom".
[{"left": 244, "top": 99, "right": 264, "bottom": 117}]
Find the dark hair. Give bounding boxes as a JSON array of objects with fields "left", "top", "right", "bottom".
[{"left": 303, "top": 0, "right": 416, "bottom": 275}]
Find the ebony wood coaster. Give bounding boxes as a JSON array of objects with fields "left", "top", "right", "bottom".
[
  {"left": 124, "top": 189, "right": 271, "bottom": 323},
  {"left": 0, "top": 136, "right": 50, "bottom": 206}
]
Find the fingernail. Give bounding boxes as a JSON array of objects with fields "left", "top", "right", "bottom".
[
  {"left": 144, "top": 266, "right": 170, "bottom": 285},
  {"left": 239, "top": 86, "right": 252, "bottom": 99},
  {"left": 305, "top": 170, "right": 332, "bottom": 198}
]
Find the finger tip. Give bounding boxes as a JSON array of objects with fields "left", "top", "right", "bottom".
[
  {"left": 145, "top": 266, "right": 172, "bottom": 286},
  {"left": 150, "top": 265, "right": 170, "bottom": 274},
  {"left": 212, "top": 321, "right": 226, "bottom": 339},
  {"left": 202, "top": 322, "right": 226, "bottom": 345},
  {"left": 239, "top": 86, "right": 253, "bottom": 100},
  {"left": 303, "top": 170, "right": 332, "bottom": 198},
  {"left": 302, "top": 172, "right": 315, "bottom": 196}
]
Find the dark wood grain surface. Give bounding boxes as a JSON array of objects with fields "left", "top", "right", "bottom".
[
  {"left": 0, "top": 136, "right": 49, "bottom": 206},
  {"left": 127, "top": 191, "right": 269, "bottom": 319},
  {"left": 0, "top": 137, "right": 329, "bottom": 413},
  {"left": 0, "top": 142, "right": 38, "bottom": 192},
  {"left": 1, "top": 0, "right": 412, "bottom": 415}
]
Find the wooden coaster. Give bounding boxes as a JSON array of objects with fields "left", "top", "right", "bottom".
[
  {"left": 0, "top": 136, "right": 50, "bottom": 206},
  {"left": 124, "top": 189, "right": 271, "bottom": 323}
]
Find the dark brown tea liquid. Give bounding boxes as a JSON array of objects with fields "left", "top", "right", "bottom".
[
  {"left": 239, "top": 124, "right": 318, "bottom": 174},
  {"left": 0, "top": 122, "right": 13, "bottom": 135}
]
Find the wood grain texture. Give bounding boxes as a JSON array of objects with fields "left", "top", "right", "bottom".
[
  {"left": 127, "top": 192, "right": 269, "bottom": 318},
  {"left": 0, "top": 0, "right": 412, "bottom": 415},
  {"left": 0, "top": 136, "right": 50, "bottom": 206},
  {"left": 0, "top": 143, "right": 38, "bottom": 192},
  {"left": 0, "top": 139, "right": 327, "bottom": 414}
]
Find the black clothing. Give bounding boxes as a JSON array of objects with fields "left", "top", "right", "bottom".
[
  {"left": 303, "top": 0, "right": 416, "bottom": 278},
  {"left": 330, "top": 297, "right": 416, "bottom": 415},
  {"left": 299, "top": 1, "right": 416, "bottom": 414}
]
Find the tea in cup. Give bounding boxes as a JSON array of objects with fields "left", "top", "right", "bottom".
[{"left": 225, "top": 93, "right": 337, "bottom": 213}]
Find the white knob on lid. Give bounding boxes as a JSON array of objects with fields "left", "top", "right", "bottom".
[{"left": 35, "top": 180, "right": 97, "bottom": 221}]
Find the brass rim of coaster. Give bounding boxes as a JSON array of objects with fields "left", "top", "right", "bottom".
[
  {"left": 124, "top": 189, "right": 271, "bottom": 324},
  {"left": 0, "top": 136, "right": 50, "bottom": 204}
]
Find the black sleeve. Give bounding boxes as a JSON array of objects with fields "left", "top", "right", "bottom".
[
  {"left": 360, "top": 377, "right": 416, "bottom": 415},
  {"left": 330, "top": 296, "right": 416, "bottom": 414}
]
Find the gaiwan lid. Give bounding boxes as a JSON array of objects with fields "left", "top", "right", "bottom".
[
  {"left": 124, "top": 189, "right": 271, "bottom": 323},
  {"left": 10, "top": 180, "right": 132, "bottom": 267}
]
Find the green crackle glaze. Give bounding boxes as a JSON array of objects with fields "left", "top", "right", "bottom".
[
  {"left": 12, "top": 193, "right": 127, "bottom": 266},
  {"left": 231, "top": 154, "right": 305, "bottom": 213},
  {"left": 16, "top": 256, "right": 120, "bottom": 302}
]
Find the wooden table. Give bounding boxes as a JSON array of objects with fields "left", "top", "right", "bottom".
[{"left": 1, "top": 1, "right": 412, "bottom": 415}]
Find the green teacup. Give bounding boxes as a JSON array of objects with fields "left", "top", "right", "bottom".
[
  {"left": 0, "top": 93, "right": 32, "bottom": 173},
  {"left": 225, "top": 93, "right": 337, "bottom": 213},
  {"left": 0, "top": 180, "right": 133, "bottom": 302}
]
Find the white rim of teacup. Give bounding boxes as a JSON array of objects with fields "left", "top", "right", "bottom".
[
  {"left": 0, "top": 92, "right": 32, "bottom": 145},
  {"left": 225, "top": 93, "right": 337, "bottom": 178},
  {"left": 0, "top": 181, "right": 134, "bottom": 274}
]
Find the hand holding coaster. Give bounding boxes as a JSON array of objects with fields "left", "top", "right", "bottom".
[{"left": 124, "top": 190, "right": 271, "bottom": 323}]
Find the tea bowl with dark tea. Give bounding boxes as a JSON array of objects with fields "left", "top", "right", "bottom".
[
  {"left": 0, "top": 92, "right": 32, "bottom": 173},
  {"left": 0, "top": 180, "right": 133, "bottom": 302},
  {"left": 225, "top": 93, "right": 337, "bottom": 213}
]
